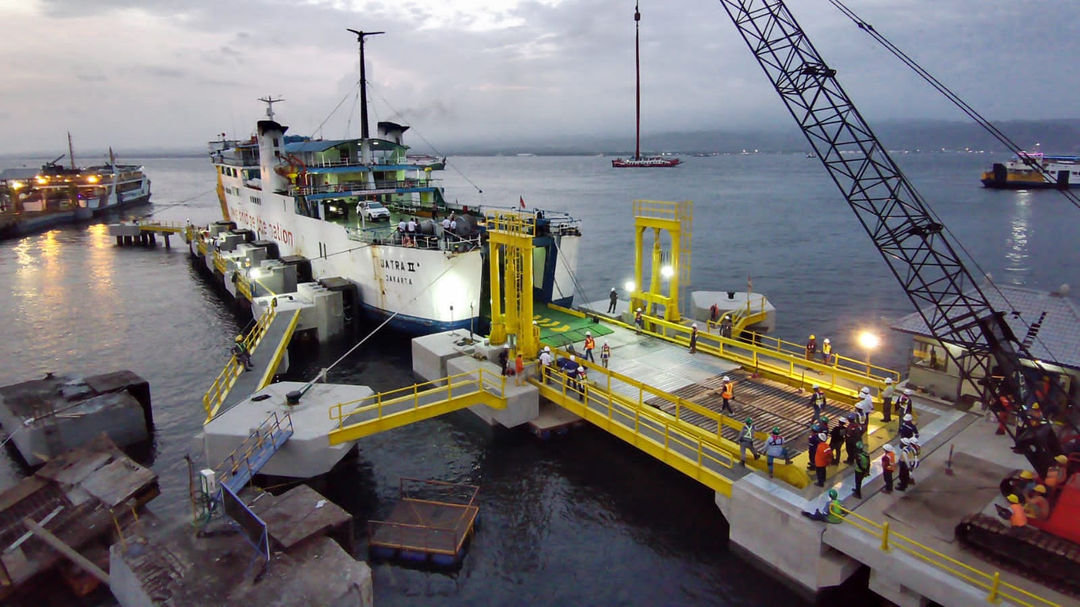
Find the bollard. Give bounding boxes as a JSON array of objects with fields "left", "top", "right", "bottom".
[{"left": 881, "top": 521, "right": 890, "bottom": 551}]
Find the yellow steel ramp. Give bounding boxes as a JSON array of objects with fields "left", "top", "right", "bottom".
[
  {"left": 202, "top": 302, "right": 302, "bottom": 423},
  {"left": 328, "top": 369, "right": 507, "bottom": 444}
]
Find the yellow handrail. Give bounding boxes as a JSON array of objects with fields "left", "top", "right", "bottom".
[
  {"left": 202, "top": 303, "right": 278, "bottom": 423},
  {"left": 836, "top": 506, "right": 1060, "bottom": 607}
]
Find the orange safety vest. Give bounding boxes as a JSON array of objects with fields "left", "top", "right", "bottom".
[
  {"left": 721, "top": 382, "right": 733, "bottom": 399},
  {"left": 584, "top": 336, "right": 595, "bottom": 351},
  {"left": 1010, "top": 503, "right": 1028, "bottom": 527},
  {"left": 881, "top": 452, "right": 896, "bottom": 473}
]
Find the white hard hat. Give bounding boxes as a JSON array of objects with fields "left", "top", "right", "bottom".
[
  {"left": 903, "top": 414, "right": 913, "bottom": 421},
  {"left": 885, "top": 377, "right": 894, "bottom": 384},
  {"left": 611, "top": 287, "right": 616, "bottom": 291},
  {"left": 813, "top": 384, "right": 820, "bottom": 389},
  {"left": 723, "top": 376, "right": 730, "bottom": 382},
  {"left": 636, "top": 307, "right": 642, "bottom": 312},
  {"left": 543, "top": 346, "right": 551, "bottom": 352},
  {"left": 904, "top": 389, "right": 912, "bottom": 395},
  {"left": 860, "top": 387, "right": 870, "bottom": 394},
  {"left": 692, "top": 323, "right": 697, "bottom": 328},
  {"left": 818, "top": 433, "right": 827, "bottom": 441},
  {"left": 586, "top": 331, "right": 591, "bottom": 336},
  {"left": 909, "top": 437, "right": 920, "bottom": 446},
  {"left": 504, "top": 344, "right": 510, "bottom": 349},
  {"left": 570, "top": 355, "right": 576, "bottom": 361},
  {"left": 577, "top": 366, "right": 584, "bottom": 372},
  {"left": 824, "top": 338, "right": 830, "bottom": 343},
  {"left": 900, "top": 437, "right": 910, "bottom": 444},
  {"left": 883, "top": 444, "right": 895, "bottom": 452}
]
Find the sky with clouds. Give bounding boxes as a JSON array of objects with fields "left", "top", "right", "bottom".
[{"left": 1, "top": 0, "right": 1077, "bottom": 155}]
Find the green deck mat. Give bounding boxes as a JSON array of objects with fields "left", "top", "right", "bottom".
[{"left": 534, "top": 305, "right": 614, "bottom": 347}]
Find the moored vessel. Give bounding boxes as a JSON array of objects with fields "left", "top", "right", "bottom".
[
  {"left": 207, "top": 33, "right": 581, "bottom": 335},
  {"left": 981, "top": 150, "right": 1080, "bottom": 189}
]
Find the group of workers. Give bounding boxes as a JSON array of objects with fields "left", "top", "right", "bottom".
[
  {"left": 804, "top": 334, "right": 833, "bottom": 365},
  {"left": 1002, "top": 454, "right": 1073, "bottom": 528}
]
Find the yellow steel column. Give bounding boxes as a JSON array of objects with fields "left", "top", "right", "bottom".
[
  {"left": 485, "top": 210, "right": 537, "bottom": 358},
  {"left": 649, "top": 228, "right": 662, "bottom": 317},
  {"left": 488, "top": 224, "right": 506, "bottom": 345},
  {"left": 667, "top": 223, "right": 681, "bottom": 322},
  {"left": 632, "top": 224, "right": 644, "bottom": 313}
]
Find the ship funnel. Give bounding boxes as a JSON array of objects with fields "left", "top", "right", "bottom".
[
  {"left": 257, "top": 120, "right": 290, "bottom": 194},
  {"left": 378, "top": 121, "right": 409, "bottom": 146}
]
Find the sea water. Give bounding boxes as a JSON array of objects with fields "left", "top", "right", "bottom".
[{"left": 0, "top": 151, "right": 1075, "bottom": 605}]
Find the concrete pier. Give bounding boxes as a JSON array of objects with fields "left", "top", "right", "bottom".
[
  {"left": 108, "top": 485, "right": 371, "bottom": 607},
  {"left": 0, "top": 370, "right": 152, "bottom": 466}
]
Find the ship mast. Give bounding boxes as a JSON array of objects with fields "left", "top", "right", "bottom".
[
  {"left": 67, "top": 131, "right": 75, "bottom": 169},
  {"left": 258, "top": 95, "right": 284, "bottom": 121},
  {"left": 346, "top": 28, "right": 384, "bottom": 140},
  {"left": 634, "top": 2, "right": 641, "bottom": 160}
]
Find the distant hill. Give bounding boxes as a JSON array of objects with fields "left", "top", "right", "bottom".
[{"left": 443, "top": 119, "right": 1080, "bottom": 156}]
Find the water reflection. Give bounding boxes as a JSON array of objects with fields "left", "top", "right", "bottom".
[{"left": 1004, "top": 192, "right": 1031, "bottom": 285}]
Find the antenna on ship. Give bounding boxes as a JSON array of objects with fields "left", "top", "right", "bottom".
[
  {"left": 258, "top": 95, "right": 285, "bottom": 121},
  {"left": 346, "top": 28, "right": 384, "bottom": 140}
]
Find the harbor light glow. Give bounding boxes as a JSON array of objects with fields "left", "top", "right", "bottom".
[
  {"left": 10, "top": 181, "right": 24, "bottom": 190},
  {"left": 857, "top": 331, "right": 880, "bottom": 351},
  {"left": 86, "top": 175, "right": 99, "bottom": 183},
  {"left": 660, "top": 265, "right": 674, "bottom": 279},
  {"left": 35, "top": 176, "right": 47, "bottom": 185},
  {"left": 624, "top": 280, "right": 635, "bottom": 292}
]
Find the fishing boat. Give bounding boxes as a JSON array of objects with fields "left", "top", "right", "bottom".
[
  {"left": 611, "top": 2, "right": 680, "bottom": 168},
  {"left": 0, "top": 140, "right": 151, "bottom": 238},
  {"left": 981, "top": 150, "right": 1080, "bottom": 189},
  {"left": 206, "top": 32, "right": 581, "bottom": 335}
]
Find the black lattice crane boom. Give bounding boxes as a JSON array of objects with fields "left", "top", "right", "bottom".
[{"left": 715, "top": 0, "right": 1074, "bottom": 475}]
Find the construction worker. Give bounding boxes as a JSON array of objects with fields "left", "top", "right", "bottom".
[
  {"left": 583, "top": 331, "right": 596, "bottom": 362},
  {"left": 899, "top": 414, "right": 919, "bottom": 440},
  {"left": 600, "top": 342, "right": 611, "bottom": 369},
  {"left": 515, "top": 352, "right": 525, "bottom": 386},
  {"left": 881, "top": 377, "right": 895, "bottom": 422},
  {"left": 813, "top": 432, "right": 832, "bottom": 487},
  {"left": 804, "top": 489, "right": 845, "bottom": 523},
  {"left": 607, "top": 287, "right": 618, "bottom": 313},
  {"left": 808, "top": 384, "right": 826, "bottom": 422},
  {"left": 1045, "top": 454, "right": 1069, "bottom": 496},
  {"left": 498, "top": 344, "right": 510, "bottom": 376},
  {"left": 897, "top": 438, "right": 915, "bottom": 491},
  {"left": 765, "top": 427, "right": 790, "bottom": 478},
  {"left": 829, "top": 418, "right": 847, "bottom": 466},
  {"left": 232, "top": 335, "right": 253, "bottom": 371},
  {"left": 688, "top": 323, "right": 699, "bottom": 353},
  {"left": 634, "top": 307, "right": 644, "bottom": 334},
  {"left": 855, "top": 386, "right": 874, "bottom": 427},
  {"left": 719, "top": 376, "right": 735, "bottom": 415},
  {"left": 852, "top": 441, "right": 870, "bottom": 498},
  {"left": 881, "top": 444, "right": 897, "bottom": 493},
  {"left": 895, "top": 388, "right": 914, "bottom": 419},
  {"left": 805, "top": 334, "right": 817, "bottom": 361},
  {"left": 719, "top": 315, "right": 733, "bottom": 338},
  {"left": 739, "top": 417, "right": 760, "bottom": 465},
  {"left": 820, "top": 337, "right": 832, "bottom": 365},
  {"left": 1024, "top": 485, "right": 1050, "bottom": 521},
  {"left": 574, "top": 366, "right": 587, "bottom": 399},
  {"left": 538, "top": 346, "right": 553, "bottom": 384},
  {"left": 1007, "top": 494, "right": 1027, "bottom": 528},
  {"left": 843, "top": 413, "right": 861, "bottom": 464}
]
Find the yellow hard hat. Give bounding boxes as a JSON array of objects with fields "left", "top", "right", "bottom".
[
  {"left": 235, "top": 335, "right": 244, "bottom": 342},
  {"left": 1034, "top": 485, "right": 1047, "bottom": 494},
  {"left": 809, "top": 334, "right": 815, "bottom": 340},
  {"left": 1056, "top": 454, "right": 1068, "bottom": 464},
  {"left": 1019, "top": 470, "right": 1034, "bottom": 479},
  {"left": 1007, "top": 494, "right": 1019, "bottom": 504}
]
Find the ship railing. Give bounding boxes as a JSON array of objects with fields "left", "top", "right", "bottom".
[
  {"left": 305, "top": 156, "right": 409, "bottom": 169},
  {"left": 835, "top": 505, "right": 1059, "bottom": 607},
  {"left": 345, "top": 225, "right": 482, "bottom": 252},
  {"left": 291, "top": 178, "right": 435, "bottom": 197}
]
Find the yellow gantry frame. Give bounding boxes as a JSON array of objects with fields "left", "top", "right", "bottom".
[
  {"left": 486, "top": 210, "right": 539, "bottom": 359},
  {"left": 630, "top": 200, "right": 692, "bottom": 322}
]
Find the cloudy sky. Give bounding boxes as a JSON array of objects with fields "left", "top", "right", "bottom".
[{"left": 1, "top": 0, "right": 1077, "bottom": 155}]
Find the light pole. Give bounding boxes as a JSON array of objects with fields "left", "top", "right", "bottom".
[{"left": 857, "top": 331, "right": 880, "bottom": 377}]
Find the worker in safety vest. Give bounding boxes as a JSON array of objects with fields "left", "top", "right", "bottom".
[
  {"left": 813, "top": 433, "right": 832, "bottom": 487},
  {"left": 738, "top": 417, "right": 760, "bottom": 465},
  {"left": 1024, "top": 485, "right": 1050, "bottom": 521},
  {"left": 232, "top": 335, "right": 253, "bottom": 371},
  {"left": 881, "top": 377, "right": 895, "bottom": 422},
  {"left": 820, "top": 337, "right": 832, "bottom": 365},
  {"left": 688, "top": 323, "right": 699, "bottom": 353},
  {"left": 881, "top": 444, "right": 897, "bottom": 492},
  {"left": 719, "top": 376, "right": 735, "bottom": 415},
  {"left": 805, "top": 334, "right": 817, "bottom": 361},
  {"left": 1007, "top": 494, "right": 1027, "bottom": 527},
  {"left": 583, "top": 331, "right": 596, "bottom": 362},
  {"left": 1045, "top": 454, "right": 1069, "bottom": 498},
  {"left": 600, "top": 342, "right": 611, "bottom": 369},
  {"left": 808, "top": 384, "right": 826, "bottom": 422}
]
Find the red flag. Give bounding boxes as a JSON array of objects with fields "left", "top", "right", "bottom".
[{"left": 519, "top": 195, "right": 526, "bottom": 209}]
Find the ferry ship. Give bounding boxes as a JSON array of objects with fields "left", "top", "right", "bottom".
[
  {"left": 207, "top": 37, "right": 580, "bottom": 335},
  {"left": 0, "top": 149, "right": 151, "bottom": 238},
  {"left": 981, "top": 150, "right": 1080, "bottom": 189}
]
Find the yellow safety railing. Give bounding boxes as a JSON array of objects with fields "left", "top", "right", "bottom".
[
  {"left": 202, "top": 303, "right": 278, "bottom": 423},
  {"left": 327, "top": 368, "right": 507, "bottom": 443},
  {"left": 256, "top": 309, "right": 301, "bottom": 391},
  {"left": 604, "top": 311, "right": 898, "bottom": 397},
  {"left": 538, "top": 365, "right": 741, "bottom": 495},
  {"left": 836, "top": 506, "right": 1060, "bottom": 607},
  {"left": 135, "top": 220, "right": 188, "bottom": 233},
  {"left": 544, "top": 351, "right": 808, "bottom": 489}
]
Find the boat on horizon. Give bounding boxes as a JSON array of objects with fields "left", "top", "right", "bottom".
[
  {"left": 0, "top": 138, "right": 151, "bottom": 239},
  {"left": 205, "top": 32, "right": 581, "bottom": 335},
  {"left": 981, "top": 148, "right": 1080, "bottom": 189},
  {"left": 611, "top": 2, "right": 680, "bottom": 169}
]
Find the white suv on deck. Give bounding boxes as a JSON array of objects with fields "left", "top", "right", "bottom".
[{"left": 357, "top": 200, "right": 391, "bottom": 222}]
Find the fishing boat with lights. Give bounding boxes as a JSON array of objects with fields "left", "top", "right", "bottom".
[
  {"left": 0, "top": 141, "right": 151, "bottom": 239},
  {"left": 200, "top": 32, "right": 581, "bottom": 335}
]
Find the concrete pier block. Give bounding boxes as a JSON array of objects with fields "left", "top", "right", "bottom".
[
  {"left": 411, "top": 330, "right": 477, "bottom": 384},
  {"left": 447, "top": 356, "right": 538, "bottom": 429}
]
